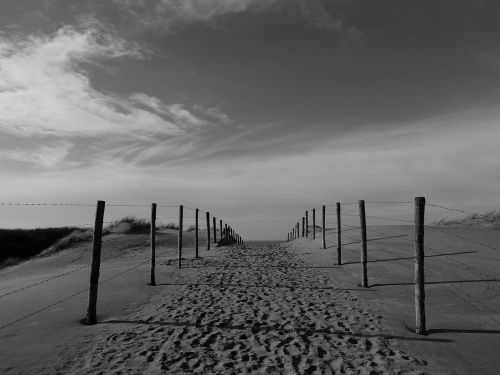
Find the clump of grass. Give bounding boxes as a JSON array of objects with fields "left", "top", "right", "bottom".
[
  {"left": 185, "top": 225, "right": 196, "bottom": 232},
  {"left": 433, "top": 210, "right": 500, "bottom": 227},
  {"left": 161, "top": 222, "right": 179, "bottom": 230},
  {"left": 106, "top": 216, "right": 150, "bottom": 234}
]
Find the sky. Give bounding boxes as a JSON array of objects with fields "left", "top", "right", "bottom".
[{"left": 1, "top": 0, "right": 500, "bottom": 239}]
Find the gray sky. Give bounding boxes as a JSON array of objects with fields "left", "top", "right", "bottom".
[{"left": 1, "top": 1, "right": 500, "bottom": 239}]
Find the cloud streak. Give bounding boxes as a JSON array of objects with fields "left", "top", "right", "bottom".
[{"left": 113, "top": 0, "right": 359, "bottom": 37}]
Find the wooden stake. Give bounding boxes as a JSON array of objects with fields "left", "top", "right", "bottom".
[
  {"left": 305, "top": 211, "right": 309, "bottom": 238},
  {"left": 336, "top": 203, "right": 341, "bottom": 265},
  {"left": 195, "top": 208, "right": 199, "bottom": 259},
  {"left": 178, "top": 205, "right": 183, "bottom": 269},
  {"left": 86, "top": 200, "right": 105, "bottom": 325},
  {"left": 302, "top": 217, "right": 305, "bottom": 237},
  {"left": 149, "top": 203, "right": 156, "bottom": 286},
  {"left": 415, "top": 197, "right": 426, "bottom": 335},
  {"left": 225, "top": 223, "right": 228, "bottom": 238},
  {"left": 206, "top": 212, "right": 211, "bottom": 251},
  {"left": 359, "top": 200, "right": 368, "bottom": 287},
  {"left": 213, "top": 216, "right": 217, "bottom": 244},
  {"left": 220, "top": 219, "right": 223, "bottom": 239},
  {"left": 322, "top": 205, "right": 326, "bottom": 249},
  {"left": 313, "top": 208, "right": 316, "bottom": 239}
]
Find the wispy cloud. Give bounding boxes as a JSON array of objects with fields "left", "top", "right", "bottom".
[
  {"left": 0, "top": 22, "right": 234, "bottom": 169},
  {"left": 113, "top": 0, "right": 359, "bottom": 37}
]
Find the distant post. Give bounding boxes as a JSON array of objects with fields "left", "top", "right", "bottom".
[
  {"left": 305, "top": 211, "right": 309, "bottom": 238},
  {"left": 313, "top": 208, "right": 316, "bottom": 239},
  {"left": 359, "top": 200, "right": 368, "bottom": 287},
  {"left": 336, "top": 202, "right": 342, "bottom": 265},
  {"left": 149, "top": 203, "right": 156, "bottom": 286},
  {"left": 178, "top": 205, "right": 183, "bottom": 269},
  {"left": 415, "top": 197, "right": 426, "bottom": 334},
  {"left": 206, "top": 212, "right": 211, "bottom": 251},
  {"left": 220, "top": 219, "right": 223, "bottom": 239},
  {"left": 225, "top": 223, "right": 228, "bottom": 238},
  {"left": 86, "top": 200, "right": 105, "bottom": 325},
  {"left": 322, "top": 205, "right": 326, "bottom": 249},
  {"left": 287, "top": 233, "right": 290, "bottom": 242},
  {"left": 213, "top": 216, "right": 217, "bottom": 244},
  {"left": 195, "top": 208, "right": 199, "bottom": 258},
  {"left": 302, "top": 217, "right": 305, "bottom": 237},
  {"left": 292, "top": 227, "right": 295, "bottom": 239}
]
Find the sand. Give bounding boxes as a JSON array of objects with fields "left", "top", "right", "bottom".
[{"left": 1, "top": 225, "right": 499, "bottom": 374}]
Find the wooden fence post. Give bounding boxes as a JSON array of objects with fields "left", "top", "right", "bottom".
[
  {"left": 287, "top": 233, "right": 290, "bottom": 242},
  {"left": 213, "top": 216, "right": 217, "bottom": 244},
  {"left": 313, "top": 208, "right": 316, "bottom": 239},
  {"left": 415, "top": 197, "right": 426, "bottom": 334},
  {"left": 86, "top": 200, "right": 105, "bottom": 325},
  {"left": 322, "top": 205, "right": 326, "bottom": 249},
  {"left": 336, "top": 202, "right": 342, "bottom": 265},
  {"left": 206, "top": 212, "right": 211, "bottom": 251},
  {"left": 359, "top": 200, "right": 368, "bottom": 287},
  {"left": 225, "top": 223, "right": 228, "bottom": 238},
  {"left": 195, "top": 208, "right": 199, "bottom": 258},
  {"left": 220, "top": 219, "right": 223, "bottom": 239},
  {"left": 149, "top": 203, "right": 156, "bottom": 286},
  {"left": 178, "top": 205, "right": 183, "bottom": 269},
  {"left": 305, "top": 211, "right": 309, "bottom": 238},
  {"left": 302, "top": 217, "right": 305, "bottom": 237}
]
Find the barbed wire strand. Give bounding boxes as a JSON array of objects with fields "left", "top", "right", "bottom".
[{"left": 0, "top": 258, "right": 151, "bottom": 331}]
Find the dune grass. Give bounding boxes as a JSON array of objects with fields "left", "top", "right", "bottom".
[
  {"left": 434, "top": 210, "right": 500, "bottom": 227},
  {"left": 0, "top": 216, "right": 196, "bottom": 268}
]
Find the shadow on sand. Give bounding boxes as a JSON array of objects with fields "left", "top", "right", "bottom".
[{"left": 103, "top": 319, "right": 452, "bottom": 343}]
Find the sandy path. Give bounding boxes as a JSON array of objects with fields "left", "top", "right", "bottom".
[{"left": 62, "top": 243, "right": 426, "bottom": 374}]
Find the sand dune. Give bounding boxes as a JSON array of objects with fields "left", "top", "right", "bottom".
[
  {"left": 58, "top": 243, "right": 425, "bottom": 374},
  {"left": 1, "top": 225, "right": 499, "bottom": 374}
]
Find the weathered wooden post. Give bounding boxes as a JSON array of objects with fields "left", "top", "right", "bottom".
[
  {"left": 287, "top": 233, "right": 290, "bottom": 242},
  {"left": 213, "top": 216, "right": 217, "bottom": 244},
  {"left": 178, "top": 205, "right": 183, "bottom": 269},
  {"left": 305, "top": 211, "right": 309, "bottom": 238},
  {"left": 415, "top": 197, "right": 426, "bottom": 334},
  {"left": 313, "top": 208, "right": 316, "bottom": 239},
  {"left": 195, "top": 208, "right": 199, "bottom": 258},
  {"left": 86, "top": 200, "right": 105, "bottom": 325},
  {"left": 149, "top": 203, "right": 156, "bottom": 286},
  {"left": 206, "top": 211, "right": 211, "bottom": 251},
  {"left": 322, "top": 205, "right": 326, "bottom": 249},
  {"left": 336, "top": 202, "right": 342, "bottom": 265},
  {"left": 225, "top": 223, "right": 228, "bottom": 238},
  {"left": 359, "top": 200, "right": 368, "bottom": 287},
  {"left": 296, "top": 222, "right": 300, "bottom": 239},
  {"left": 220, "top": 219, "right": 223, "bottom": 239},
  {"left": 302, "top": 217, "right": 305, "bottom": 237}
]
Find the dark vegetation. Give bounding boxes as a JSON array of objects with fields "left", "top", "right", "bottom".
[{"left": 0, "top": 227, "right": 82, "bottom": 265}]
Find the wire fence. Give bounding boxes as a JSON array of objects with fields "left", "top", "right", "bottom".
[
  {"left": 0, "top": 200, "right": 243, "bottom": 332},
  {"left": 286, "top": 198, "right": 500, "bottom": 333}
]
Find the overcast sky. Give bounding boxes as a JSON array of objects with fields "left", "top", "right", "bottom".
[{"left": 1, "top": 1, "right": 500, "bottom": 239}]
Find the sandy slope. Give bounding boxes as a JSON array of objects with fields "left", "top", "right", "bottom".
[{"left": 57, "top": 243, "right": 426, "bottom": 374}]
